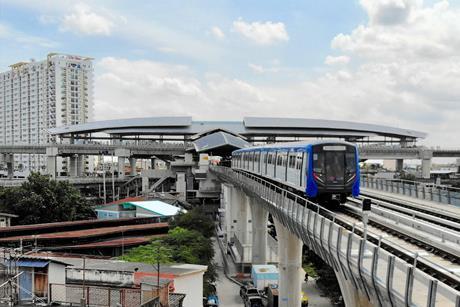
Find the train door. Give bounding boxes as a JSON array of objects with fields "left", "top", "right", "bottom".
[
  {"left": 286, "top": 151, "right": 297, "bottom": 185},
  {"left": 301, "top": 152, "right": 307, "bottom": 189},
  {"left": 261, "top": 151, "right": 267, "bottom": 175},
  {"left": 255, "top": 151, "right": 260, "bottom": 173}
]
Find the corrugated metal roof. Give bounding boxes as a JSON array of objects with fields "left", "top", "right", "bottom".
[
  {"left": 243, "top": 117, "right": 427, "bottom": 138},
  {"left": 127, "top": 201, "right": 183, "bottom": 217},
  {"left": 48, "top": 116, "right": 192, "bottom": 134},
  {"left": 48, "top": 116, "right": 426, "bottom": 139},
  {"left": 193, "top": 131, "right": 250, "bottom": 153},
  {"left": 16, "top": 260, "right": 49, "bottom": 268}
]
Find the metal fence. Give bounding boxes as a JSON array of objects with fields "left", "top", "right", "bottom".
[
  {"left": 212, "top": 166, "right": 460, "bottom": 307},
  {"left": 50, "top": 284, "right": 141, "bottom": 307},
  {"left": 360, "top": 176, "right": 460, "bottom": 206}
]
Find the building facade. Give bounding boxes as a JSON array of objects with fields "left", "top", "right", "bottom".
[{"left": 0, "top": 53, "right": 93, "bottom": 175}]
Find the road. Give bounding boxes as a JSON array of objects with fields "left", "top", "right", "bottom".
[
  {"left": 213, "top": 238, "right": 333, "bottom": 306},
  {"left": 213, "top": 239, "right": 243, "bottom": 306}
]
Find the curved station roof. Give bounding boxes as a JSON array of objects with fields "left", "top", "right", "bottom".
[{"left": 49, "top": 116, "right": 426, "bottom": 141}]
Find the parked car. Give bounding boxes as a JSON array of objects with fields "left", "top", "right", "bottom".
[
  {"left": 240, "top": 285, "right": 259, "bottom": 300},
  {"left": 244, "top": 296, "right": 264, "bottom": 307}
]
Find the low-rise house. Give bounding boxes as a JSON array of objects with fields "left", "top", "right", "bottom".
[
  {"left": 44, "top": 256, "right": 205, "bottom": 307},
  {"left": 1, "top": 256, "right": 68, "bottom": 304},
  {"left": 0, "top": 213, "right": 17, "bottom": 227}
]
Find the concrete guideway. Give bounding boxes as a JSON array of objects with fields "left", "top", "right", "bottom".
[
  {"left": 354, "top": 195, "right": 460, "bottom": 232},
  {"left": 0, "top": 143, "right": 188, "bottom": 157},
  {"left": 345, "top": 199, "right": 460, "bottom": 259},
  {"left": 212, "top": 166, "right": 460, "bottom": 307},
  {"left": 360, "top": 187, "right": 460, "bottom": 219}
]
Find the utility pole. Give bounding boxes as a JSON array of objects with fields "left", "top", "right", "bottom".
[
  {"left": 157, "top": 244, "right": 160, "bottom": 297},
  {"left": 111, "top": 152, "right": 115, "bottom": 201},
  {"left": 362, "top": 198, "right": 371, "bottom": 241},
  {"left": 102, "top": 155, "right": 107, "bottom": 204},
  {"left": 81, "top": 256, "right": 86, "bottom": 307}
]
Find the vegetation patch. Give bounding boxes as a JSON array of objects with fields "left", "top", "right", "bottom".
[
  {"left": 0, "top": 173, "right": 95, "bottom": 225},
  {"left": 120, "top": 208, "right": 218, "bottom": 296}
]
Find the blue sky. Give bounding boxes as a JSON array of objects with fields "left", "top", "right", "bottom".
[
  {"left": 1, "top": 0, "right": 460, "bottom": 146},
  {"left": 0, "top": 0, "right": 365, "bottom": 81}
]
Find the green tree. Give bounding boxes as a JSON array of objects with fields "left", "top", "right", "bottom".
[
  {"left": 169, "top": 207, "right": 215, "bottom": 238},
  {"left": 0, "top": 173, "right": 95, "bottom": 225},
  {"left": 120, "top": 240, "right": 174, "bottom": 264},
  {"left": 120, "top": 226, "right": 218, "bottom": 296}
]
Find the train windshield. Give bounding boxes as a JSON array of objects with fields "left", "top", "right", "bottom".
[{"left": 313, "top": 144, "right": 356, "bottom": 185}]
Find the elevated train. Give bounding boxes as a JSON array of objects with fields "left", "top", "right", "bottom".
[{"left": 231, "top": 140, "right": 360, "bottom": 205}]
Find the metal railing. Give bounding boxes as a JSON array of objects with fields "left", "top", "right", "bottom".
[
  {"left": 50, "top": 283, "right": 141, "bottom": 307},
  {"left": 211, "top": 166, "right": 460, "bottom": 307},
  {"left": 361, "top": 176, "right": 460, "bottom": 206}
]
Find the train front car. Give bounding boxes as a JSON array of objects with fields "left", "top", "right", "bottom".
[{"left": 306, "top": 142, "right": 360, "bottom": 205}]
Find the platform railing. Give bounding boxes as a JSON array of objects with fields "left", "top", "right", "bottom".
[
  {"left": 360, "top": 176, "right": 460, "bottom": 206},
  {"left": 211, "top": 166, "right": 460, "bottom": 307}
]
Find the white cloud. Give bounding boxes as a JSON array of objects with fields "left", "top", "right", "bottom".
[
  {"left": 94, "top": 57, "right": 273, "bottom": 120},
  {"left": 248, "top": 63, "right": 280, "bottom": 74},
  {"left": 211, "top": 26, "right": 225, "bottom": 39},
  {"left": 332, "top": 1, "right": 460, "bottom": 61},
  {"left": 324, "top": 55, "right": 350, "bottom": 65},
  {"left": 360, "top": 0, "right": 421, "bottom": 25},
  {"left": 232, "top": 18, "right": 289, "bottom": 45},
  {"left": 59, "top": 3, "right": 115, "bottom": 36}
]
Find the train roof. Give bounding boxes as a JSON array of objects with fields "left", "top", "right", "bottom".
[{"left": 233, "top": 140, "right": 356, "bottom": 153}]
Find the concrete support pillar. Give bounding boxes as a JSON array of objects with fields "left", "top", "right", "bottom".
[
  {"left": 421, "top": 159, "right": 432, "bottom": 179},
  {"left": 129, "top": 158, "right": 137, "bottom": 176},
  {"left": 250, "top": 200, "right": 269, "bottom": 265},
  {"left": 5, "top": 154, "right": 14, "bottom": 179},
  {"left": 118, "top": 157, "right": 126, "bottom": 178},
  {"left": 115, "top": 149, "right": 130, "bottom": 178},
  {"left": 142, "top": 176, "right": 149, "bottom": 195},
  {"left": 46, "top": 147, "right": 58, "bottom": 179},
  {"left": 274, "top": 220, "right": 302, "bottom": 307},
  {"left": 420, "top": 149, "right": 433, "bottom": 179},
  {"left": 176, "top": 172, "right": 186, "bottom": 201},
  {"left": 238, "top": 195, "right": 252, "bottom": 246},
  {"left": 77, "top": 155, "right": 84, "bottom": 177},
  {"left": 227, "top": 185, "right": 241, "bottom": 244},
  {"left": 69, "top": 155, "right": 78, "bottom": 177},
  {"left": 395, "top": 159, "right": 403, "bottom": 172}
]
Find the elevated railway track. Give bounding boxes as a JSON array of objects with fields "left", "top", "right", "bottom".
[{"left": 227, "top": 168, "right": 460, "bottom": 291}]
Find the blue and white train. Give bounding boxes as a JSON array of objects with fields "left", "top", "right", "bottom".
[{"left": 231, "top": 140, "right": 360, "bottom": 204}]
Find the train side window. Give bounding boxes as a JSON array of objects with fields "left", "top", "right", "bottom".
[
  {"left": 296, "top": 153, "right": 303, "bottom": 170},
  {"left": 289, "top": 153, "right": 296, "bottom": 168},
  {"left": 277, "top": 153, "right": 282, "bottom": 166},
  {"left": 282, "top": 151, "right": 287, "bottom": 167}
]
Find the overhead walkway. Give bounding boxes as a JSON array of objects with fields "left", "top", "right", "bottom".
[{"left": 211, "top": 166, "right": 460, "bottom": 307}]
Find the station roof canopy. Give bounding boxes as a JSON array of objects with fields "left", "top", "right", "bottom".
[
  {"left": 192, "top": 131, "right": 250, "bottom": 155},
  {"left": 49, "top": 116, "right": 427, "bottom": 141}
]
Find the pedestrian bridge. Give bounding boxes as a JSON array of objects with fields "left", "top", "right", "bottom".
[{"left": 211, "top": 166, "right": 460, "bottom": 307}]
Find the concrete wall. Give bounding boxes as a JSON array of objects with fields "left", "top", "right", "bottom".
[
  {"left": 48, "top": 263, "right": 66, "bottom": 285},
  {"left": 66, "top": 268, "right": 134, "bottom": 287},
  {"left": 173, "top": 272, "right": 204, "bottom": 307}
]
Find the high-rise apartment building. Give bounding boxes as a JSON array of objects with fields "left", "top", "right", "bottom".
[{"left": 0, "top": 53, "right": 93, "bottom": 175}]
